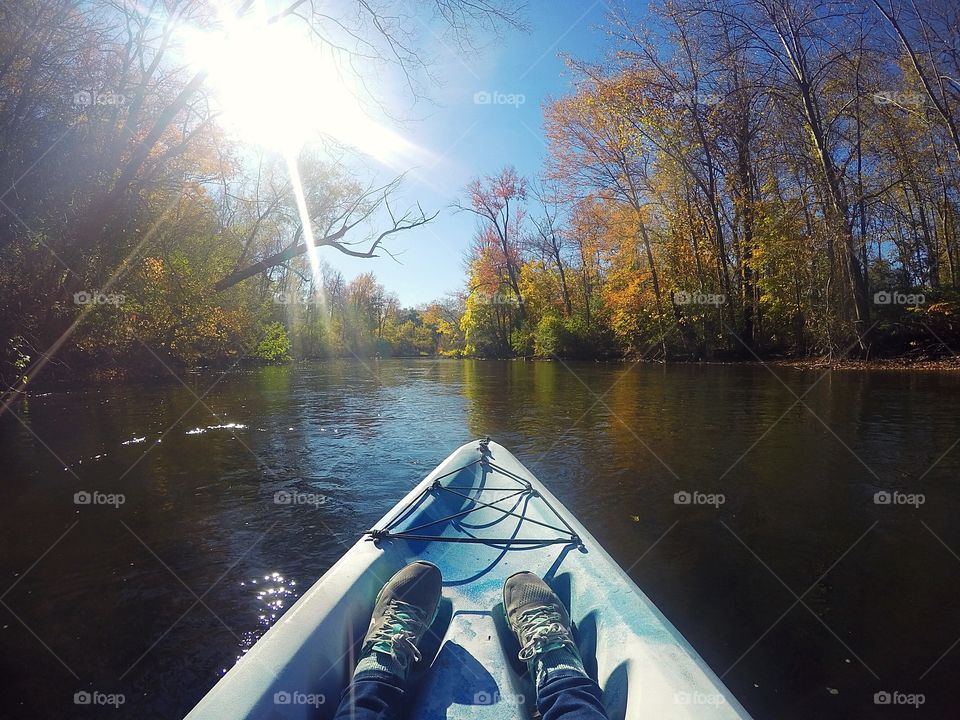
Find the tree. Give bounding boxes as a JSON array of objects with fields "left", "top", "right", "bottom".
[
  {"left": 0, "top": 0, "right": 523, "bottom": 399},
  {"left": 456, "top": 167, "right": 530, "bottom": 318},
  {"left": 214, "top": 165, "right": 437, "bottom": 291},
  {"left": 529, "top": 180, "right": 574, "bottom": 317}
]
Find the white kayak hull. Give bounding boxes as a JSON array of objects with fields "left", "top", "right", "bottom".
[{"left": 187, "top": 439, "right": 752, "bottom": 719}]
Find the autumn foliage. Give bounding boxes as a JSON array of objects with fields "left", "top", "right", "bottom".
[{"left": 458, "top": 0, "right": 960, "bottom": 360}]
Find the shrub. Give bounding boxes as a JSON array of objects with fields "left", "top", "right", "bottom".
[{"left": 254, "top": 322, "right": 291, "bottom": 362}]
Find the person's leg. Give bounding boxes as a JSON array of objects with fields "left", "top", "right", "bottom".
[
  {"left": 535, "top": 673, "right": 607, "bottom": 720},
  {"left": 332, "top": 561, "right": 442, "bottom": 720},
  {"left": 332, "top": 673, "right": 405, "bottom": 720},
  {"left": 503, "top": 572, "right": 609, "bottom": 720},
  {"left": 332, "top": 674, "right": 404, "bottom": 720}
]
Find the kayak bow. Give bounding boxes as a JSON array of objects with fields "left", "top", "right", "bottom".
[{"left": 187, "top": 438, "right": 752, "bottom": 719}]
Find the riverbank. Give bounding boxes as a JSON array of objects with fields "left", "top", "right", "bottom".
[
  {"left": 628, "top": 354, "right": 960, "bottom": 371},
  {"left": 771, "top": 356, "right": 960, "bottom": 371},
  {"left": 40, "top": 352, "right": 960, "bottom": 382},
  {"left": 7, "top": 351, "right": 959, "bottom": 404}
]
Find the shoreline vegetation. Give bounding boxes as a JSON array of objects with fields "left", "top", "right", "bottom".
[{"left": 3, "top": 1, "right": 960, "bottom": 400}]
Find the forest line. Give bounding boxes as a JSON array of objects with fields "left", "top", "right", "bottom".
[{"left": 1, "top": 0, "right": 958, "bottom": 391}]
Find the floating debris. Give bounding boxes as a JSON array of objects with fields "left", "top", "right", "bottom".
[
  {"left": 121, "top": 436, "right": 146, "bottom": 445},
  {"left": 63, "top": 452, "right": 108, "bottom": 471},
  {"left": 186, "top": 423, "right": 248, "bottom": 435}
]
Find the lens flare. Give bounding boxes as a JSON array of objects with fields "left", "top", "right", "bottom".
[{"left": 179, "top": 6, "right": 414, "bottom": 161}]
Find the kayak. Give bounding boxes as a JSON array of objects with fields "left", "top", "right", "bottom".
[{"left": 186, "top": 438, "right": 752, "bottom": 719}]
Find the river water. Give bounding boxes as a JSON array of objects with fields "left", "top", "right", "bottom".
[{"left": 1, "top": 359, "right": 958, "bottom": 718}]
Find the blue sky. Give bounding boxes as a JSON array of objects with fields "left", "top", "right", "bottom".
[{"left": 326, "top": 1, "right": 612, "bottom": 306}]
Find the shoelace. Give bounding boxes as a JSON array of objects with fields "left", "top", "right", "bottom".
[
  {"left": 367, "top": 601, "right": 425, "bottom": 665},
  {"left": 516, "top": 605, "right": 574, "bottom": 662}
]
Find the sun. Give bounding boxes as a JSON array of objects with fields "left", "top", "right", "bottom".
[
  {"left": 177, "top": 6, "right": 425, "bottom": 287},
  {"left": 180, "top": 9, "right": 411, "bottom": 159}
]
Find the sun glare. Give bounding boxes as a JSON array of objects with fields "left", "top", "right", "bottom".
[{"left": 181, "top": 10, "right": 414, "bottom": 161}]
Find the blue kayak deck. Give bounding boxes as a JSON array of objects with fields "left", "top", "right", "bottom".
[{"left": 186, "top": 439, "right": 752, "bottom": 719}]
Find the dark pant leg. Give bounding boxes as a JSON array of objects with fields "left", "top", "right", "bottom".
[
  {"left": 536, "top": 672, "right": 609, "bottom": 720},
  {"left": 331, "top": 672, "right": 405, "bottom": 720}
]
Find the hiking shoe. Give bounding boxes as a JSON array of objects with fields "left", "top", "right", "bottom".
[
  {"left": 503, "top": 571, "right": 586, "bottom": 689},
  {"left": 354, "top": 561, "right": 442, "bottom": 681}
]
